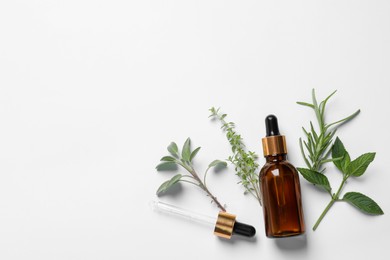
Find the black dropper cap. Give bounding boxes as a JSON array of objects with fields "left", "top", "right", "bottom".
[
  {"left": 265, "top": 114, "right": 280, "bottom": 136},
  {"left": 233, "top": 221, "right": 256, "bottom": 237},
  {"left": 215, "top": 212, "right": 256, "bottom": 239},
  {"left": 262, "top": 114, "right": 287, "bottom": 156}
]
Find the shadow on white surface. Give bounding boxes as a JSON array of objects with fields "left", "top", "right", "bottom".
[
  {"left": 274, "top": 234, "right": 308, "bottom": 251},
  {"left": 217, "top": 234, "right": 258, "bottom": 244}
]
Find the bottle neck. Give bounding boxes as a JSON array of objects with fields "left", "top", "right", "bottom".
[{"left": 265, "top": 154, "right": 287, "bottom": 163}]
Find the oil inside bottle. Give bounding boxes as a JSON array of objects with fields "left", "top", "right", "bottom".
[{"left": 259, "top": 115, "right": 305, "bottom": 238}]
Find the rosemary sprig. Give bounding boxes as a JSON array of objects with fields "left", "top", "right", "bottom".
[
  {"left": 297, "top": 89, "right": 383, "bottom": 231},
  {"left": 297, "top": 89, "right": 360, "bottom": 172},
  {"left": 155, "top": 138, "right": 227, "bottom": 212},
  {"left": 209, "top": 107, "right": 262, "bottom": 206}
]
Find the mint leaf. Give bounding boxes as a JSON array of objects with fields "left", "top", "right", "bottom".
[
  {"left": 297, "top": 168, "right": 331, "bottom": 193},
  {"left": 156, "top": 174, "right": 182, "bottom": 195},
  {"left": 332, "top": 137, "right": 350, "bottom": 172},
  {"left": 343, "top": 192, "right": 384, "bottom": 215},
  {"left": 181, "top": 138, "right": 191, "bottom": 162},
  {"left": 346, "top": 153, "right": 376, "bottom": 177},
  {"left": 342, "top": 152, "right": 351, "bottom": 173}
]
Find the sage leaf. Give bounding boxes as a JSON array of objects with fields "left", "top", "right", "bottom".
[
  {"left": 156, "top": 161, "right": 176, "bottom": 171},
  {"left": 297, "top": 168, "right": 331, "bottom": 193},
  {"left": 343, "top": 192, "right": 384, "bottom": 215},
  {"left": 181, "top": 138, "right": 191, "bottom": 162},
  {"left": 156, "top": 180, "right": 170, "bottom": 194},
  {"left": 167, "top": 142, "right": 179, "bottom": 158},
  {"left": 156, "top": 174, "right": 182, "bottom": 195},
  {"left": 190, "top": 147, "right": 201, "bottom": 162},
  {"left": 160, "top": 156, "right": 176, "bottom": 162},
  {"left": 346, "top": 153, "right": 376, "bottom": 177},
  {"left": 208, "top": 159, "right": 227, "bottom": 168},
  {"left": 156, "top": 138, "right": 227, "bottom": 211},
  {"left": 332, "top": 137, "right": 349, "bottom": 172}
]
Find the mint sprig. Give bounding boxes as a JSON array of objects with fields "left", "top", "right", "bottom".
[
  {"left": 297, "top": 90, "right": 384, "bottom": 231},
  {"left": 298, "top": 138, "right": 383, "bottom": 230}
]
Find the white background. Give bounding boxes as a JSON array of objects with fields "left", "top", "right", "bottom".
[{"left": 1, "top": 1, "right": 389, "bottom": 259}]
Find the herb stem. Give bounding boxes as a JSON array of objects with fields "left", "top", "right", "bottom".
[
  {"left": 210, "top": 107, "right": 262, "bottom": 206},
  {"left": 203, "top": 167, "right": 210, "bottom": 189},
  {"left": 189, "top": 169, "right": 226, "bottom": 212},
  {"left": 313, "top": 176, "right": 348, "bottom": 230},
  {"left": 181, "top": 175, "right": 196, "bottom": 180},
  {"left": 179, "top": 179, "right": 200, "bottom": 186},
  {"left": 176, "top": 161, "right": 226, "bottom": 212},
  {"left": 334, "top": 176, "right": 348, "bottom": 199},
  {"left": 156, "top": 139, "right": 228, "bottom": 212},
  {"left": 313, "top": 198, "right": 335, "bottom": 231}
]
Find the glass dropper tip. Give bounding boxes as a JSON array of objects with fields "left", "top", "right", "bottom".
[{"left": 150, "top": 200, "right": 256, "bottom": 239}]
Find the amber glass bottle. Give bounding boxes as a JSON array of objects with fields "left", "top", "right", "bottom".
[{"left": 259, "top": 115, "right": 305, "bottom": 238}]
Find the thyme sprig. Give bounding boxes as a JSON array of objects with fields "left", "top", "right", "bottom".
[{"left": 209, "top": 107, "right": 262, "bottom": 206}]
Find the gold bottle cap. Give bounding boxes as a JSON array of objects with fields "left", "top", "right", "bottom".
[
  {"left": 262, "top": 135, "right": 287, "bottom": 156},
  {"left": 213, "top": 211, "right": 236, "bottom": 239}
]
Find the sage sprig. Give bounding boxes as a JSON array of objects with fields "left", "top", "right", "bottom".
[
  {"left": 297, "top": 90, "right": 383, "bottom": 231},
  {"left": 209, "top": 107, "right": 262, "bottom": 206},
  {"left": 156, "top": 138, "right": 227, "bottom": 212}
]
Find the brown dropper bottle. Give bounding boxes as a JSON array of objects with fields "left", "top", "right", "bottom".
[{"left": 259, "top": 115, "right": 305, "bottom": 238}]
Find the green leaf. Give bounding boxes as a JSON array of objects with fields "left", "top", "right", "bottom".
[
  {"left": 208, "top": 107, "right": 219, "bottom": 117},
  {"left": 332, "top": 137, "right": 349, "bottom": 172},
  {"left": 155, "top": 161, "right": 176, "bottom": 171},
  {"left": 156, "top": 174, "right": 182, "bottom": 195},
  {"left": 296, "top": 101, "right": 314, "bottom": 109},
  {"left": 208, "top": 159, "right": 227, "bottom": 168},
  {"left": 160, "top": 156, "right": 176, "bottom": 162},
  {"left": 346, "top": 153, "right": 376, "bottom": 177},
  {"left": 190, "top": 147, "right": 201, "bottom": 162},
  {"left": 319, "top": 90, "right": 337, "bottom": 119},
  {"left": 319, "top": 157, "right": 342, "bottom": 164},
  {"left": 342, "top": 152, "right": 351, "bottom": 173},
  {"left": 343, "top": 192, "right": 384, "bottom": 215},
  {"left": 312, "top": 89, "right": 322, "bottom": 126},
  {"left": 326, "top": 109, "right": 360, "bottom": 130},
  {"left": 310, "top": 121, "right": 318, "bottom": 142},
  {"left": 297, "top": 168, "right": 331, "bottom": 193},
  {"left": 299, "top": 138, "right": 311, "bottom": 168},
  {"left": 181, "top": 138, "right": 191, "bottom": 162},
  {"left": 167, "top": 142, "right": 179, "bottom": 158}
]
